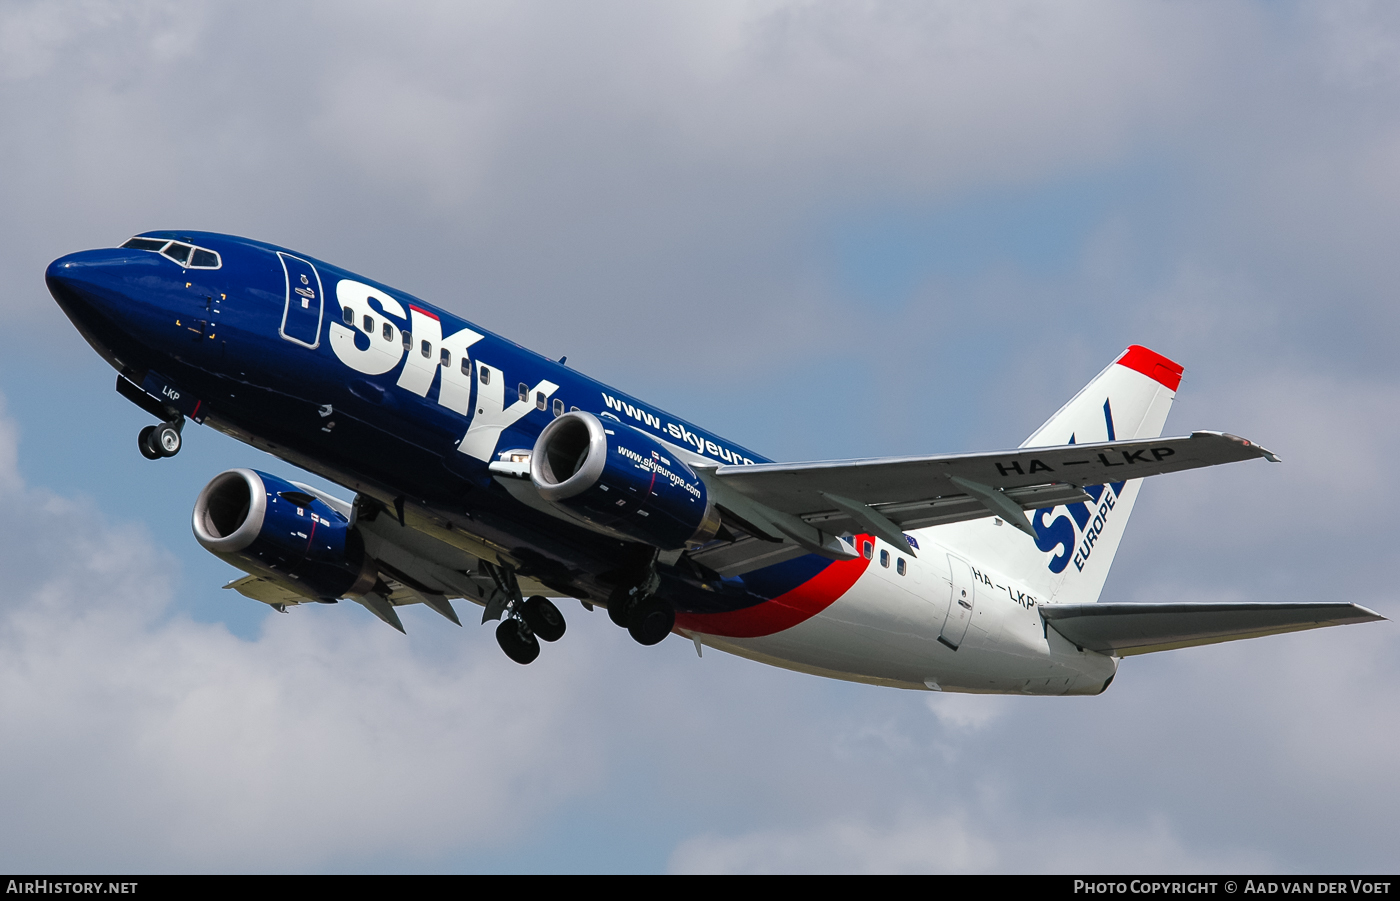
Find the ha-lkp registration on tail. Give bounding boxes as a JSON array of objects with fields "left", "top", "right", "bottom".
[{"left": 46, "top": 233, "right": 1384, "bottom": 693}]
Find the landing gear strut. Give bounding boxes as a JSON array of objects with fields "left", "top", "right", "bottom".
[
  {"left": 480, "top": 561, "right": 567, "bottom": 664},
  {"left": 138, "top": 420, "right": 183, "bottom": 459}
]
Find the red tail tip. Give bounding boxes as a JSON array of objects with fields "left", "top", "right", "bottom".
[{"left": 1117, "top": 345, "right": 1184, "bottom": 391}]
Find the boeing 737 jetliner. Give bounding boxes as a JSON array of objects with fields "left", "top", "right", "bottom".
[{"left": 45, "top": 232, "right": 1384, "bottom": 693}]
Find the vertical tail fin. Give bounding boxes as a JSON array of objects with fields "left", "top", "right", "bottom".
[{"left": 934, "top": 346, "right": 1183, "bottom": 605}]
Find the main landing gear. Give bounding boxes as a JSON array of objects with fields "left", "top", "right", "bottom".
[
  {"left": 607, "top": 570, "right": 675, "bottom": 647},
  {"left": 494, "top": 595, "right": 567, "bottom": 664},
  {"left": 138, "top": 419, "right": 183, "bottom": 459},
  {"left": 479, "top": 561, "right": 567, "bottom": 665}
]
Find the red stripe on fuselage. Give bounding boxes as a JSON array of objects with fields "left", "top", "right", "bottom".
[{"left": 675, "top": 553, "right": 872, "bottom": 639}]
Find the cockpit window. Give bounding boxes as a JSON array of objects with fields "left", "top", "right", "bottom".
[
  {"left": 121, "top": 236, "right": 221, "bottom": 269},
  {"left": 162, "top": 243, "right": 193, "bottom": 265}
]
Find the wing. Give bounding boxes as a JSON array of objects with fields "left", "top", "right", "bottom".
[
  {"left": 225, "top": 481, "right": 559, "bottom": 630},
  {"left": 689, "top": 431, "right": 1276, "bottom": 576},
  {"left": 1039, "top": 602, "right": 1385, "bottom": 656}
]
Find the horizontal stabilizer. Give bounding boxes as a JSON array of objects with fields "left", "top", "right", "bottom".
[{"left": 1041, "top": 602, "right": 1385, "bottom": 656}]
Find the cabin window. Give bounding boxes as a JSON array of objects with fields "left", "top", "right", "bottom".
[
  {"left": 460, "top": 356, "right": 471, "bottom": 375},
  {"left": 553, "top": 398, "right": 564, "bottom": 417},
  {"left": 440, "top": 348, "right": 451, "bottom": 367},
  {"left": 362, "top": 314, "right": 374, "bottom": 333},
  {"left": 535, "top": 391, "right": 547, "bottom": 411},
  {"left": 401, "top": 330, "right": 411, "bottom": 350},
  {"left": 862, "top": 540, "right": 873, "bottom": 560},
  {"left": 382, "top": 322, "right": 393, "bottom": 341},
  {"left": 880, "top": 549, "right": 890, "bottom": 568},
  {"left": 518, "top": 383, "right": 529, "bottom": 403},
  {"left": 897, "top": 558, "right": 906, "bottom": 576},
  {"left": 570, "top": 406, "right": 579, "bottom": 412},
  {"left": 342, "top": 306, "right": 354, "bottom": 325},
  {"left": 479, "top": 366, "right": 490, "bottom": 385},
  {"left": 420, "top": 339, "right": 432, "bottom": 359}
]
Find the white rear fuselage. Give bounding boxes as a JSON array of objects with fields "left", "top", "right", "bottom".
[{"left": 697, "top": 526, "right": 1120, "bottom": 694}]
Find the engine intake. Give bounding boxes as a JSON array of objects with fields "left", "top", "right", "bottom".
[
  {"left": 531, "top": 411, "right": 720, "bottom": 549},
  {"left": 193, "top": 468, "right": 375, "bottom": 600}
]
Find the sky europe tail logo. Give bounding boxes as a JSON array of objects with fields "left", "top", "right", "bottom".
[{"left": 1032, "top": 399, "right": 1128, "bottom": 574}]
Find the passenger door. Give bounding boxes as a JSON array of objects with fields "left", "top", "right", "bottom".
[{"left": 278, "top": 252, "right": 324, "bottom": 348}]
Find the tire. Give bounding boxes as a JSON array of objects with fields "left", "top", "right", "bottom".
[
  {"left": 156, "top": 423, "right": 182, "bottom": 457},
  {"left": 138, "top": 426, "right": 161, "bottom": 460},
  {"left": 521, "top": 596, "right": 566, "bottom": 642},
  {"left": 627, "top": 596, "right": 675, "bottom": 647},
  {"left": 496, "top": 618, "right": 540, "bottom": 664}
]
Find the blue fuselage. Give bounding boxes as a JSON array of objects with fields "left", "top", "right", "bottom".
[{"left": 46, "top": 231, "right": 821, "bottom": 617}]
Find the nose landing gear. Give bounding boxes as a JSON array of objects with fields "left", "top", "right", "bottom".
[
  {"left": 116, "top": 376, "right": 186, "bottom": 461},
  {"left": 138, "top": 420, "right": 183, "bottom": 459}
]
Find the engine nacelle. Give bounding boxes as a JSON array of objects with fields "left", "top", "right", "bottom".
[
  {"left": 192, "top": 468, "right": 375, "bottom": 601},
  {"left": 531, "top": 411, "right": 721, "bottom": 549}
]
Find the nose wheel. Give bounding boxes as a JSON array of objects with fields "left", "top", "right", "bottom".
[{"left": 138, "top": 421, "right": 183, "bottom": 459}]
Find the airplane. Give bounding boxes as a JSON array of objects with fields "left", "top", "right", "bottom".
[{"left": 44, "top": 231, "right": 1384, "bottom": 695}]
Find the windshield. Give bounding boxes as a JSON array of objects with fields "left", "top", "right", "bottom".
[{"left": 121, "top": 236, "right": 222, "bottom": 269}]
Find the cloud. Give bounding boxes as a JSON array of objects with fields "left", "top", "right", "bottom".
[
  {"left": 7, "top": 0, "right": 1400, "bottom": 874},
  {"left": 0, "top": 396, "right": 608, "bottom": 871},
  {"left": 669, "top": 813, "right": 998, "bottom": 874},
  {"left": 669, "top": 813, "right": 1273, "bottom": 874}
]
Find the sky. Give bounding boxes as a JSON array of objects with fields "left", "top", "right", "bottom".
[{"left": 0, "top": 0, "right": 1398, "bottom": 873}]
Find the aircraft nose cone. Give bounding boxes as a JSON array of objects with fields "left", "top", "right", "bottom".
[
  {"left": 45, "top": 248, "right": 144, "bottom": 322},
  {"left": 45, "top": 247, "right": 172, "bottom": 367},
  {"left": 45, "top": 251, "right": 84, "bottom": 298},
  {"left": 47, "top": 250, "right": 110, "bottom": 309}
]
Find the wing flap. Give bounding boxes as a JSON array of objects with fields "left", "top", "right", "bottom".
[
  {"left": 1040, "top": 602, "right": 1386, "bottom": 656},
  {"left": 687, "top": 535, "right": 810, "bottom": 577}
]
